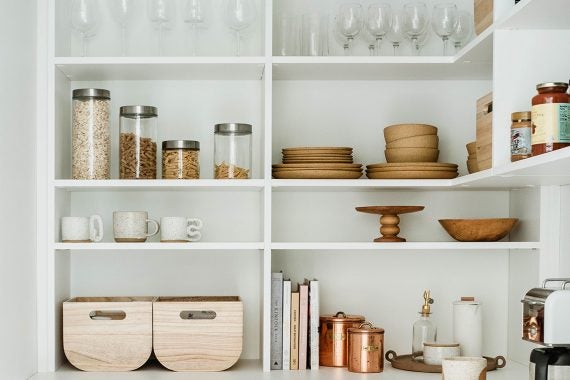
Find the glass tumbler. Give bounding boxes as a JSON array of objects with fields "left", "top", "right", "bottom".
[
  {"left": 119, "top": 106, "right": 158, "bottom": 179},
  {"left": 275, "top": 13, "right": 300, "bottom": 56},
  {"left": 302, "top": 13, "right": 329, "bottom": 56}
]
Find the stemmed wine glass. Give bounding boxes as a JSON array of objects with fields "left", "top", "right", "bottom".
[
  {"left": 403, "top": 2, "right": 429, "bottom": 56},
  {"left": 108, "top": 0, "right": 133, "bottom": 56},
  {"left": 451, "top": 10, "right": 474, "bottom": 51},
  {"left": 184, "top": 0, "right": 207, "bottom": 56},
  {"left": 223, "top": 0, "right": 257, "bottom": 57},
  {"left": 432, "top": 3, "right": 458, "bottom": 56},
  {"left": 333, "top": 16, "right": 351, "bottom": 55},
  {"left": 388, "top": 10, "right": 408, "bottom": 56},
  {"left": 366, "top": 3, "right": 392, "bottom": 56},
  {"left": 148, "top": 0, "right": 175, "bottom": 56},
  {"left": 336, "top": 3, "right": 364, "bottom": 56},
  {"left": 71, "top": 0, "right": 99, "bottom": 57}
]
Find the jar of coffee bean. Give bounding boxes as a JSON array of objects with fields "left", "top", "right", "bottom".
[{"left": 119, "top": 106, "right": 158, "bottom": 179}]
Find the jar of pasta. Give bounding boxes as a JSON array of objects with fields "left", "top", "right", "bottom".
[
  {"left": 162, "top": 140, "right": 200, "bottom": 179},
  {"left": 119, "top": 106, "right": 158, "bottom": 179},
  {"left": 214, "top": 123, "right": 252, "bottom": 179}
]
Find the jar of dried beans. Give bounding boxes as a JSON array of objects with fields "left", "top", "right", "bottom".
[
  {"left": 214, "top": 123, "right": 252, "bottom": 179},
  {"left": 162, "top": 140, "right": 200, "bottom": 179},
  {"left": 72, "top": 88, "right": 111, "bottom": 179},
  {"left": 119, "top": 106, "right": 158, "bottom": 179}
]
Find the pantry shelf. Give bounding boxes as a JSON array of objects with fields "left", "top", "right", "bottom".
[
  {"left": 271, "top": 242, "right": 540, "bottom": 251},
  {"left": 53, "top": 179, "right": 266, "bottom": 192},
  {"left": 54, "top": 242, "right": 265, "bottom": 251}
]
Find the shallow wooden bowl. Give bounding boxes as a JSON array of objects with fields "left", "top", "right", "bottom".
[
  {"left": 385, "top": 148, "right": 439, "bottom": 163},
  {"left": 384, "top": 124, "right": 438, "bottom": 143},
  {"left": 439, "top": 218, "right": 518, "bottom": 242},
  {"left": 386, "top": 135, "right": 439, "bottom": 149}
]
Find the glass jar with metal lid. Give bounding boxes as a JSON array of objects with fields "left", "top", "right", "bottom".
[
  {"left": 511, "top": 111, "right": 532, "bottom": 162},
  {"left": 214, "top": 123, "right": 252, "bottom": 179},
  {"left": 531, "top": 82, "right": 570, "bottom": 156},
  {"left": 119, "top": 106, "right": 158, "bottom": 179},
  {"left": 162, "top": 140, "right": 200, "bottom": 179},
  {"left": 319, "top": 311, "right": 366, "bottom": 367},
  {"left": 72, "top": 88, "right": 111, "bottom": 179}
]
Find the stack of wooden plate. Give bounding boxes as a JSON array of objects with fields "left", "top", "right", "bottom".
[
  {"left": 365, "top": 163, "right": 459, "bottom": 179},
  {"left": 273, "top": 147, "right": 363, "bottom": 179}
]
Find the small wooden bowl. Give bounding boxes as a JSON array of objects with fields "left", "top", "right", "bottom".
[
  {"left": 386, "top": 135, "right": 439, "bottom": 149},
  {"left": 439, "top": 218, "right": 518, "bottom": 242},
  {"left": 384, "top": 124, "right": 438, "bottom": 143},
  {"left": 385, "top": 148, "right": 439, "bottom": 163},
  {"left": 466, "top": 141, "right": 477, "bottom": 155}
]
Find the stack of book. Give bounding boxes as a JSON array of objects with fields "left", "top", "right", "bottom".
[{"left": 270, "top": 273, "right": 319, "bottom": 370}]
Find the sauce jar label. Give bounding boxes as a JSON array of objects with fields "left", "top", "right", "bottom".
[
  {"left": 511, "top": 127, "right": 532, "bottom": 155},
  {"left": 531, "top": 103, "right": 570, "bottom": 145}
]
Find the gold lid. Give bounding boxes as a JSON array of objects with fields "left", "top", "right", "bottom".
[
  {"left": 320, "top": 311, "right": 365, "bottom": 323},
  {"left": 511, "top": 111, "right": 531, "bottom": 121},
  {"left": 347, "top": 322, "right": 385, "bottom": 334},
  {"left": 420, "top": 290, "right": 434, "bottom": 316},
  {"left": 536, "top": 82, "right": 568, "bottom": 90}
]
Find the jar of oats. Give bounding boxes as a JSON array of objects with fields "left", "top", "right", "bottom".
[
  {"left": 119, "top": 106, "right": 158, "bottom": 179},
  {"left": 162, "top": 140, "right": 200, "bottom": 179},
  {"left": 214, "top": 123, "right": 252, "bottom": 179},
  {"left": 72, "top": 88, "right": 111, "bottom": 179}
]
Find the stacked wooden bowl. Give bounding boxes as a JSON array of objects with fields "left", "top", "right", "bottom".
[
  {"left": 466, "top": 141, "right": 479, "bottom": 174},
  {"left": 272, "top": 147, "right": 363, "bottom": 179}
]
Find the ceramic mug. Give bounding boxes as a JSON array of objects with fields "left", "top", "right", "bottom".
[
  {"left": 113, "top": 211, "right": 159, "bottom": 243},
  {"left": 423, "top": 342, "right": 460, "bottom": 365},
  {"left": 441, "top": 357, "right": 487, "bottom": 380},
  {"left": 160, "top": 217, "right": 203, "bottom": 242},
  {"left": 61, "top": 215, "right": 103, "bottom": 242}
]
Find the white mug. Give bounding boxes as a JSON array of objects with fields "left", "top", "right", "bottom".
[
  {"left": 160, "top": 217, "right": 203, "bottom": 242},
  {"left": 113, "top": 211, "right": 159, "bottom": 243},
  {"left": 423, "top": 342, "right": 460, "bottom": 365},
  {"left": 61, "top": 215, "right": 103, "bottom": 242},
  {"left": 441, "top": 357, "right": 487, "bottom": 380}
]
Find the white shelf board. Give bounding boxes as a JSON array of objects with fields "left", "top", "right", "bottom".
[
  {"left": 272, "top": 179, "right": 456, "bottom": 191},
  {"left": 54, "top": 179, "right": 265, "bottom": 192},
  {"left": 498, "top": 0, "right": 570, "bottom": 30},
  {"left": 54, "top": 57, "right": 266, "bottom": 81},
  {"left": 54, "top": 242, "right": 264, "bottom": 251},
  {"left": 271, "top": 242, "right": 540, "bottom": 251}
]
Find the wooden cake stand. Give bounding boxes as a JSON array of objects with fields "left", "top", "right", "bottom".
[{"left": 355, "top": 206, "right": 425, "bottom": 242}]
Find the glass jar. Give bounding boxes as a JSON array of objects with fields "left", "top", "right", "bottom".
[
  {"left": 511, "top": 111, "right": 532, "bottom": 162},
  {"left": 531, "top": 82, "right": 570, "bottom": 156},
  {"left": 214, "top": 123, "right": 252, "bottom": 179},
  {"left": 162, "top": 140, "right": 200, "bottom": 179},
  {"left": 119, "top": 106, "right": 158, "bottom": 179},
  {"left": 72, "top": 88, "right": 111, "bottom": 179}
]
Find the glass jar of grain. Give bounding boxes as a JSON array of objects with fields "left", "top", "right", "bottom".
[
  {"left": 214, "top": 123, "right": 252, "bottom": 179},
  {"left": 162, "top": 140, "right": 200, "bottom": 179},
  {"left": 119, "top": 106, "right": 158, "bottom": 179},
  {"left": 72, "top": 88, "right": 111, "bottom": 179}
]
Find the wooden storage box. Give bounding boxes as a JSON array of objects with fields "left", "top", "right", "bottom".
[
  {"left": 63, "top": 297, "right": 154, "bottom": 372},
  {"left": 476, "top": 92, "right": 493, "bottom": 171},
  {"left": 474, "top": 0, "right": 493, "bottom": 35},
  {"left": 153, "top": 296, "right": 243, "bottom": 371}
]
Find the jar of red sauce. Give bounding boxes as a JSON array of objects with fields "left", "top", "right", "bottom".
[{"left": 531, "top": 82, "right": 570, "bottom": 156}]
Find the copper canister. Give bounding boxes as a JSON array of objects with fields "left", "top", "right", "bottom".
[
  {"left": 319, "top": 311, "right": 365, "bottom": 367},
  {"left": 347, "top": 322, "right": 385, "bottom": 373}
]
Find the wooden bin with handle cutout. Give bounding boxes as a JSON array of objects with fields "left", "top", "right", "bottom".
[
  {"left": 153, "top": 296, "right": 243, "bottom": 371},
  {"left": 63, "top": 297, "right": 154, "bottom": 371}
]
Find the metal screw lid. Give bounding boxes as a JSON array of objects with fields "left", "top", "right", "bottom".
[
  {"left": 536, "top": 82, "right": 568, "bottom": 90},
  {"left": 120, "top": 105, "right": 158, "bottom": 118},
  {"left": 72, "top": 88, "right": 110, "bottom": 100},
  {"left": 511, "top": 111, "right": 531, "bottom": 121},
  {"left": 162, "top": 140, "right": 200, "bottom": 150},
  {"left": 214, "top": 123, "right": 252, "bottom": 135}
]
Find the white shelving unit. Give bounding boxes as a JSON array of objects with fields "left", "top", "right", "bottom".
[{"left": 27, "top": 0, "right": 570, "bottom": 379}]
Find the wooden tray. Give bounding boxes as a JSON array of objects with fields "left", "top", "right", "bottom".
[
  {"left": 273, "top": 170, "right": 362, "bottom": 179},
  {"left": 366, "top": 170, "right": 458, "bottom": 179},
  {"left": 385, "top": 351, "right": 506, "bottom": 373}
]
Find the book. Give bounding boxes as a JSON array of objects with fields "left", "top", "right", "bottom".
[
  {"left": 308, "top": 278, "right": 320, "bottom": 370},
  {"left": 290, "top": 290, "right": 300, "bottom": 370},
  {"left": 298, "top": 282, "right": 309, "bottom": 370},
  {"left": 282, "top": 279, "right": 291, "bottom": 370},
  {"left": 270, "top": 272, "right": 283, "bottom": 370}
]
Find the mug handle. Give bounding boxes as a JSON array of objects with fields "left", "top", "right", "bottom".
[
  {"left": 146, "top": 219, "right": 160, "bottom": 237},
  {"left": 89, "top": 215, "right": 104, "bottom": 242},
  {"left": 187, "top": 218, "right": 203, "bottom": 242}
]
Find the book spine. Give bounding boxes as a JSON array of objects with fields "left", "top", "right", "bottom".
[
  {"left": 282, "top": 280, "right": 291, "bottom": 370},
  {"left": 270, "top": 272, "right": 283, "bottom": 370},
  {"left": 309, "top": 280, "right": 320, "bottom": 370},
  {"left": 290, "top": 291, "right": 300, "bottom": 370},
  {"left": 298, "top": 284, "right": 309, "bottom": 370}
]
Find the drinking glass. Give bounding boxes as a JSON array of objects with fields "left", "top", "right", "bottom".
[
  {"left": 148, "top": 0, "right": 175, "bottom": 56},
  {"left": 184, "top": 0, "right": 207, "bottom": 56},
  {"left": 275, "top": 13, "right": 300, "bottom": 56},
  {"left": 451, "top": 10, "right": 474, "bottom": 51},
  {"left": 404, "top": 2, "right": 429, "bottom": 55},
  {"left": 336, "top": 3, "right": 363, "bottom": 56},
  {"left": 302, "top": 13, "right": 329, "bottom": 56},
  {"left": 415, "top": 28, "right": 430, "bottom": 55},
  {"left": 71, "top": 0, "right": 99, "bottom": 57},
  {"left": 108, "top": 0, "right": 133, "bottom": 56},
  {"left": 366, "top": 3, "right": 392, "bottom": 56},
  {"left": 223, "top": 0, "right": 257, "bottom": 57},
  {"left": 432, "top": 3, "right": 458, "bottom": 56},
  {"left": 388, "top": 10, "right": 408, "bottom": 56}
]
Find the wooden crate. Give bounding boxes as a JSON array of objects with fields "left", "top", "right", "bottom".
[
  {"left": 153, "top": 296, "right": 243, "bottom": 371},
  {"left": 475, "top": 0, "right": 493, "bottom": 35},
  {"left": 476, "top": 92, "right": 493, "bottom": 171},
  {"left": 63, "top": 297, "right": 154, "bottom": 371}
]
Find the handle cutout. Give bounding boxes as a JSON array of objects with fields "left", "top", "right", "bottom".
[
  {"left": 179, "top": 310, "right": 217, "bottom": 320},
  {"left": 89, "top": 310, "right": 126, "bottom": 320}
]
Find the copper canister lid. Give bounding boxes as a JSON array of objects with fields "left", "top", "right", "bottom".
[
  {"left": 320, "top": 311, "right": 365, "bottom": 323},
  {"left": 348, "top": 322, "right": 385, "bottom": 334}
]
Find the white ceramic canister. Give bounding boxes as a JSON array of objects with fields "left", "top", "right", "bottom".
[{"left": 453, "top": 297, "right": 483, "bottom": 357}]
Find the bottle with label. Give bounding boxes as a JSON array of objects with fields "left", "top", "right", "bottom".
[
  {"left": 511, "top": 111, "right": 532, "bottom": 161},
  {"left": 531, "top": 82, "right": 570, "bottom": 156},
  {"left": 412, "top": 290, "right": 437, "bottom": 361}
]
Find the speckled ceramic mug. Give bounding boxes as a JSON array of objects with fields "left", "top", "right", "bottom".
[
  {"left": 160, "top": 217, "right": 203, "bottom": 242},
  {"left": 442, "top": 357, "right": 487, "bottom": 380},
  {"left": 423, "top": 342, "right": 460, "bottom": 365},
  {"left": 113, "top": 211, "right": 159, "bottom": 243},
  {"left": 61, "top": 215, "right": 103, "bottom": 242}
]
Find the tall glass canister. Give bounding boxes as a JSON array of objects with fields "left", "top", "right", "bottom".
[
  {"left": 72, "top": 88, "right": 111, "bottom": 179},
  {"left": 214, "top": 123, "right": 252, "bottom": 179},
  {"left": 119, "top": 106, "right": 158, "bottom": 179}
]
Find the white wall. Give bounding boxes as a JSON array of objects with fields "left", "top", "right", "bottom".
[{"left": 0, "top": 0, "right": 37, "bottom": 378}]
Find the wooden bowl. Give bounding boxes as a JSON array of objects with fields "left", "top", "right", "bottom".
[
  {"left": 384, "top": 124, "right": 438, "bottom": 143},
  {"left": 385, "top": 148, "right": 439, "bottom": 163},
  {"left": 466, "top": 141, "right": 477, "bottom": 155},
  {"left": 386, "top": 135, "right": 439, "bottom": 149},
  {"left": 439, "top": 218, "right": 518, "bottom": 242}
]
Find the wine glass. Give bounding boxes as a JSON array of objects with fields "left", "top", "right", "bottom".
[
  {"left": 223, "top": 0, "right": 257, "bottom": 57},
  {"left": 71, "top": 0, "right": 98, "bottom": 57},
  {"left": 432, "top": 3, "right": 458, "bottom": 56},
  {"left": 108, "top": 0, "right": 133, "bottom": 56},
  {"left": 333, "top": 16, "right": 350, "bottom": 55},
  {"left": 336, "top": 3, "right": 364, "bottom": 56},
  {"left": 415, "top": 28, "right": 430, "bottom": 55},
  {"left": 184, "top": 0, "right": 207, "bottom": 56},
  {"left": 366, "top": 3, "right": 392, "bottom": 56},
  {"left": 388, "top": 10, "right": 408, "bottom": 56},
  {"left": 404, "top": 2, "right": 429, "bottom": 56},
  {"left": 148, "top": 0, "right": 175, "bottom": 56},
  {"left": 451, "top": 10, "right": 474, "bottom": 51}
]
